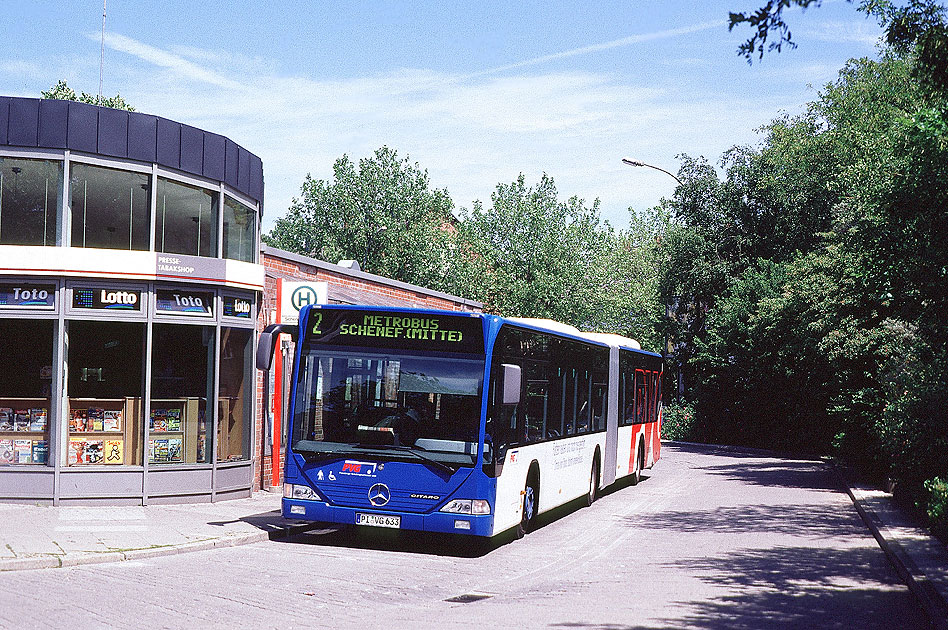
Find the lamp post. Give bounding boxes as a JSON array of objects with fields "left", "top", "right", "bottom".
[
  {"left": 621, "top": 157, "right": 682, "bottom": 185},
  {"left": 622, "top": 157, "right": 682, "bottom": 402}
]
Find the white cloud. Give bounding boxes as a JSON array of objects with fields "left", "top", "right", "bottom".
[{"left": 86, "top": 28, "right": 797, "bottom": 230}]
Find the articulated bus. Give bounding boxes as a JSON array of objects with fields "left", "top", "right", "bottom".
[{"left": 257, "top": 305, "right": 662, "bottom": 539}]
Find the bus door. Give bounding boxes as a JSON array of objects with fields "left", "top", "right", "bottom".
[{"left": 603, "top": 346, "right": 619, "bottom": 486}]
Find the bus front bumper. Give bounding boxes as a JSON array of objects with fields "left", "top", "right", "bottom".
[{"left": 282, "top": 498, "right": 495, "bottom": 537}]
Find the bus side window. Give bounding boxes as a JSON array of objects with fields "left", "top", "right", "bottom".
[
  {"left": 592, "top": 374, "right": 607, "bottom": 432},
  {"left": 576, "top": 369, "right": 591, "bottom": 434},
  {"left": 649, "top": 371, "right": 658, "bottom": 424},
  {"left": 525, "top": 381, "right": 548, "bottom": 443},
  {"left": 635, "top": 370, "right": 646, "bottom": 424}
]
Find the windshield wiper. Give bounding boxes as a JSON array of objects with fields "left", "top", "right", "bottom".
[{"left": 378, "top": 444, "right": 459, "bottom": 474}]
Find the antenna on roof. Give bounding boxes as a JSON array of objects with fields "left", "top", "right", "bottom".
[{"left": 98, "top": 0, "right": 107, "bottom": 105}]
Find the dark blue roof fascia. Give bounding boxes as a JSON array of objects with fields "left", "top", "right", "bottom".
[{"left": 0, "top": 96, "right": 262, "bottom": 207}]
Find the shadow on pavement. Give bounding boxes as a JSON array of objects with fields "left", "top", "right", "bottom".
[
  {"left": 698, "top": 460, "right": 842, "bottom": 493},
  {"left": 621, "top": 502, "right": 866, "bottom": 537},
  {"left": 273, "top": 524, "right": 503, "bottom": 558},
  {"left": 266, "top": 476, "right": 654, "bottom": 558},
  {"left": 652, "top": 545, "right": 930, "bottom": 630},
  {"left": 550, "top": 546, "right": 929, "bottom": 630}
]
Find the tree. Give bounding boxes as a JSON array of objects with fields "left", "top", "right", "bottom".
[
  {"left": 41, "top": 79, "right": 135, "bottom": 111},
  {"left": 264, "top": 147, "right": 456, "bottom": 289},
  {"left": 730, "top": 0, "right": 948, "bottom": 94},
  {"left": 451, "top": 174, "right": 611, "bottom": 328}
]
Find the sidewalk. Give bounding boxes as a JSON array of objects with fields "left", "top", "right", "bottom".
[
  {"left": 0, "top": 489, "right": 315, "bottom": 572},
  {"left": 843, "top": 477, "right": 948, "bottom": 630}
]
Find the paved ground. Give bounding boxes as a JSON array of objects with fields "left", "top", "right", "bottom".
[{"left": 0, "top": 443, "right": 945, "bottom": 630}]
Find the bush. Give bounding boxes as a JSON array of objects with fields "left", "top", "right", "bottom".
[
  {"left": 662, "top": 400, "right": 698, "bottom": 441},
  {"left": 924, "top": 477, "right": 948, "bottom": 541}
]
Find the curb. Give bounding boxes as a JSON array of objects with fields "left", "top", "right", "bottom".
[
  {"left": 839, "top": 470, "right": 948, "bottom": 630},
  {"left": 0, "top": 520, "right": 315, "bottom": 573}
]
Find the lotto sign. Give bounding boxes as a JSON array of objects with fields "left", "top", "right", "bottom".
[{"left": 280, "top": 281, "right": 328, "bottom": 324}]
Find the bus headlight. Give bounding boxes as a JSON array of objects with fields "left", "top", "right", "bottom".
[
  {"left": 284, "top": 483, "right": 315, "bottom": 500},
  {"left": 440, "top": 499, "right": 490, "bottom": 515}
]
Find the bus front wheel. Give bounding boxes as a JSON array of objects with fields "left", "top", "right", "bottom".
[{"left": 517, "top": 479, "right": 538, "bottom": 538}]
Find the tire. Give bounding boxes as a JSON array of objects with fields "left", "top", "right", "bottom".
[
  {"left": 517, "top": 478, "right": 538, "bottom": 538},
  {"left": 631, "top": 443, "right": 643, "bottom": 486},
  {"left": 585, "top": 458, "right": 600, "bottom": 506}
]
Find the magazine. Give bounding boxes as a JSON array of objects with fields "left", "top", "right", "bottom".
[
  {"left": 104, "top": 410, "right": 122, "bottom": 432},
  {"left": 166, "top": 409, "right": 181, "bottom": 432},
  {"left": 68, "top": 438, "right": 85, "bottom": 464},
  {"left": 168, "top": 437, "right": 183, "bottom": 462},
  {"left": 150, "top": 438, "right": 170, "bottom": 463},
  {"left": 104, "top": 439, "right": 123, "bottom": 465},
  {"left": 70, "top": 409, "right": 88, "bottom": 432},
  {"left": 13, "top": 410, "right": 29, "bottom": 431},
  {"left": 14, "top": 439, "right": 31, "bottom": 464},
  {"left": 84, "top": 440, "right": 104, "bottom": 464},
  {"left": 29, "top": 408, "right": 47, "bottom": 432},
  {"left": 0, "top": 439, "right": 13, "bottom": 464},
  {"left": 32, "top": 441, "right": 48, "bottom": 465},
  {"left": 0, "top": 408, "right": 13, "bottom": 432},
  {"left": 88, "top": 408, "right": 105, "bottom": 432}
]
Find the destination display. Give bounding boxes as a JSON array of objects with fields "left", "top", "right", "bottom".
[
  {"left": 0, "top": 284, "right": 56, "bottom": 310},
  {"left": 306, "top": 309, "right": 484, "bottom": 354},
  {"left": 155, "top": 289, "right": 214, "bottom": 317},
  {"left": 72, "top": 288, "right": 142, "bottom": 311}
]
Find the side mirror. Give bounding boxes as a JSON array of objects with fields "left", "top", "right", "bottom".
[
  {"left": 256, "top": 324, "right": 298, "bottom": 371},
  {"left": 501, "top": 363, "right": 522, "bottom": 405}
]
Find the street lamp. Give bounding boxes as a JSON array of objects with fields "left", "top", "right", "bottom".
[{"left": 621, "top": 157, "right": 682, "bottom": 185}]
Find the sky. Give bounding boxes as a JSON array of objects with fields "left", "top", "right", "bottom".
[{"left": 0, "top": 1, "right": 884, "bottom": 232}]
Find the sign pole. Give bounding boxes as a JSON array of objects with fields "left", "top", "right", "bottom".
[{"left": 272, "top": 278, "right": 283, "bottom": 489}]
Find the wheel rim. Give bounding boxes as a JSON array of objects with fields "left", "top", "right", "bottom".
[
  {"left": 523, "top": 485, "right": 535, "bottom": 521},
  {"left": 589, "top": 465, "right": 597, "bottom": 501}
]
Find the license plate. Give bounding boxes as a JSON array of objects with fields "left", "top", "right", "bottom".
[{"left": 356, "top": 513, "right": 401, "bottom": 528}]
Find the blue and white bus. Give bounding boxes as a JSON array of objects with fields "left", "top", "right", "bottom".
[{"left": 257, "top": 305, "right": 662, "bottom": 538}]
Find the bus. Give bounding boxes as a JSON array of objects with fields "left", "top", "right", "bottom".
[{"left": 257, "top": 305, "right": 662, "bottom": 539}]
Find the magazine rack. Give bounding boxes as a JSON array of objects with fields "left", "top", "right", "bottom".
[
  {"left": 149, "top": 398, "right": 207, "bottom": 464},
  {"left": 66, "top": 397, "right": 142, "bottom": 466},
  {"left": 0, "top": 398, "right": 51, "bottom": 465}
]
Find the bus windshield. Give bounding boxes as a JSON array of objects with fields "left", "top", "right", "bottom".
[{"left": 292, "top": 349, "right": 485, "bottom": 466}]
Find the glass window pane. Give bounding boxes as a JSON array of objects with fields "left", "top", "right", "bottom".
[
  {"left": 0, "top": 157, "right": 63, "bottom": 246},
  {"left": 150, "top": 324, "right": 214, "bottom": 464},
  {"left": 218, "top": 328, "right": 252, "bottom": 462},
  {"left": 70, "top": 163, "right": 150, "bottom": 251},
  {"left": 0, "top": 319, "right": 54, "bottom": 466},
  {"left": 156, "top": 178, "right": 218, "bottom": 257},
  {"left": 67, "top": 320, "right": 145, "bottom": 466},
  {"left": 222, "top": 197, "right": 256, "bottom": 262}
]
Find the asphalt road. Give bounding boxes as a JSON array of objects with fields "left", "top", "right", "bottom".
[{"left": 1, "top": 444, "right": 929, "bottom": 630}]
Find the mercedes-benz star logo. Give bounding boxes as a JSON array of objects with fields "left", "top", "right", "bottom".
[{"left": 368, "top": 483, "right": 391, "bottom": 507}]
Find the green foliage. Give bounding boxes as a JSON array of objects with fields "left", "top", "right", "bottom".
[
  {"left": 661, "top": 400, "right": 698, "bottom": 441},
  {"left": 452, "top": 174, "right": 629, "bottom": 331},
  {"left": 264, "top": 147, "right": 455, "bottom": 289},
  {"left": 41, "top": 79, "right": 135, "bottom": 111},
  {"left": 658, "top": 44, "right": 948, "bottom": 521},
  {"left": 923, "top": 476, "right": 948, "bottom": 539}
]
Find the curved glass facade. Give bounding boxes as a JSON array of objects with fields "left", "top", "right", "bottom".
[{"left": 0, "top": 97, "right": 263, "bottom": 504}]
